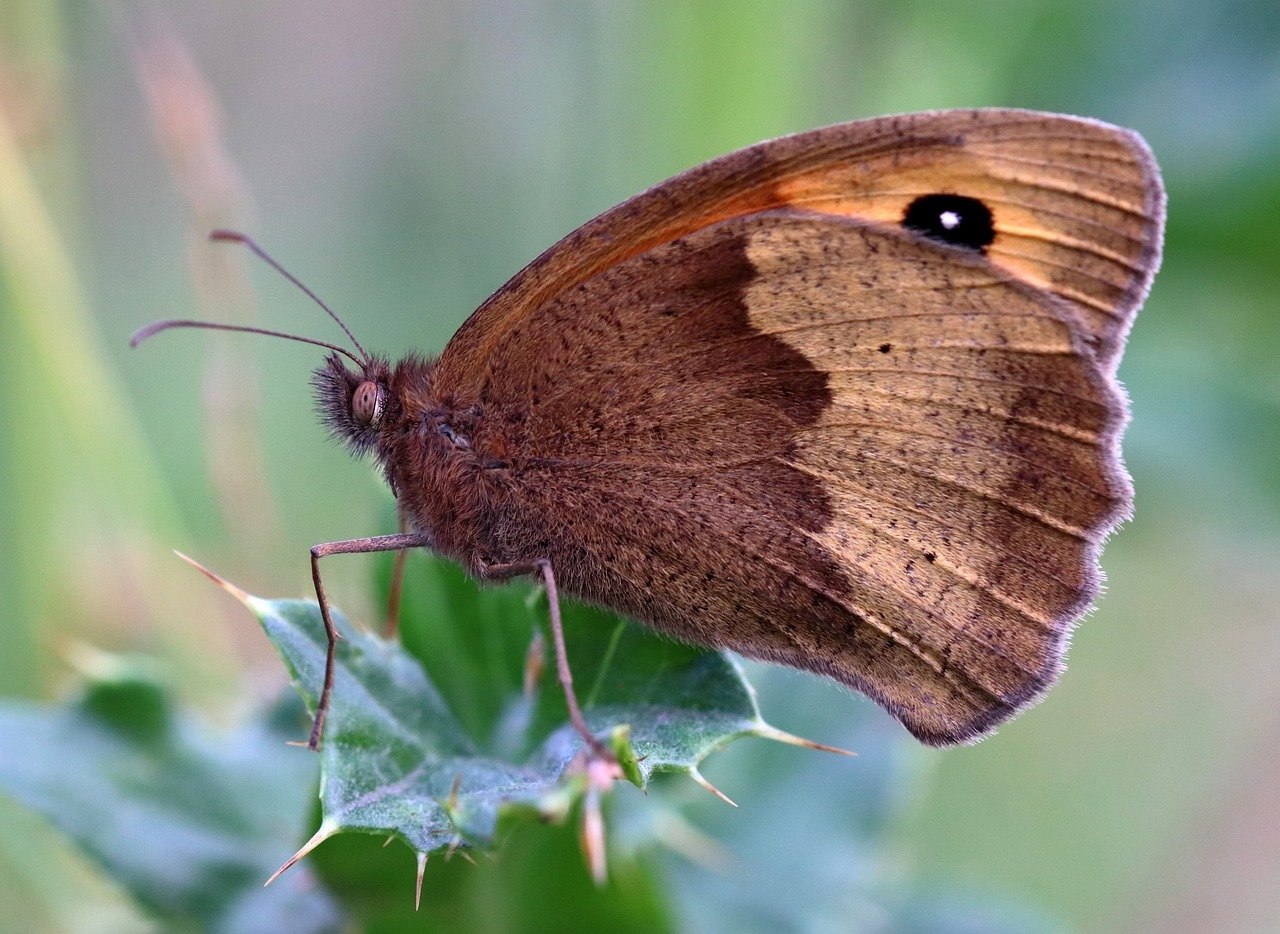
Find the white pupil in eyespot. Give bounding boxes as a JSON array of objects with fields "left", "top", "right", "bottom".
[
  {"left": 939, "top": 210, "right": 961, "bottom": 230},
  {"left": 353, "top": 381, "right": 381, "bottom": 425}
]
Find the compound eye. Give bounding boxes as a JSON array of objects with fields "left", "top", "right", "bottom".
[{"left": 352, "top": 381, "right": 384, "bottom": 426}]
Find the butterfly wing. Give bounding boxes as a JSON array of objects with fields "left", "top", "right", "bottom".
[
  {"left": 438, "top": 108, "right": 1163, "bottom": 390},
  {"left": 436, "top": 110, "right": 1164, "bottom": 745}
]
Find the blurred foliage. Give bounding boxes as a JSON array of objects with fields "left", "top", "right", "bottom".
[
  {"left": 1, "top": 0, "right": 1278, "bottom": 930},
  {"left": 0, "top": 568, "right": 1036, "bottom": 931},
  {"left": 0, "top": 658, "right": 340, "bottom": 932}
]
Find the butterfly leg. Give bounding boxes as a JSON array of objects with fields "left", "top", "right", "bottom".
[
  {"left": 479, "top": 557, "right": 610, "bottom": 760},
  {"left": 308, "top": 532, "right": 434, "bottom": 750},
  {"left": 384, "top": 514, "right": 410, "bottom": 639}
]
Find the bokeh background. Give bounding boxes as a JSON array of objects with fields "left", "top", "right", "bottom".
[{"left": 2, "top": 1, "right": 1278, "bottom": 930}]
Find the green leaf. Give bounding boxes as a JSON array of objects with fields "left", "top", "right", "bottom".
[
  {"left": 243, "top": 552, "right": 824, "bottom": 870},
  {"left": 311, "top": 814, "right": 675, "bottom": 932},
  {"left": 0, "top": 653, "right": 342, "bottom": 933},
  {"left": 643, "top": 665, "right": 1060, "bottom": 932}
]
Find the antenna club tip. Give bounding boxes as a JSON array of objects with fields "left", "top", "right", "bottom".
[
  {"left": 209, "top": 229, "right": 249, "bottom": 244},
  {"left": 128, "top": 321, "right": 166, "bottom": 348}
]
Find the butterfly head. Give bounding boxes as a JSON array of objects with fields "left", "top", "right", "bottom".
[{"left": 313, "top": 352, "right": 396, "bottom": 457}]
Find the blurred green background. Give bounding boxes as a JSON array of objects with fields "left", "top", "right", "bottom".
[{"left": 2, "top": 0, "right": 1278, "bottom": 930}]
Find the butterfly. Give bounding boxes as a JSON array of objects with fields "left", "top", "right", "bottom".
[{"left": 136, "top": 108, "right": 1165, "bottom": 751}]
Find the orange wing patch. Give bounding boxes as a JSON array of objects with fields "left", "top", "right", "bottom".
[{"left": 771, "top": 117, "right": 1161, "bottom": 369}]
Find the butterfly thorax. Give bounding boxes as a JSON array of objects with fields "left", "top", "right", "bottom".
[
  {"left": 313, "top": 350, "right": 503, "bottom": 568},
  {"left": 394, "top": 429, "right": 497, "bottom": 567}
]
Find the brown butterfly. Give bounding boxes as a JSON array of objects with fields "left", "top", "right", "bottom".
[{"left": 135, "top": 108, "right": 1164, "bottom": 752}]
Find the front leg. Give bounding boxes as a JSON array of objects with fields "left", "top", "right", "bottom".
[{"left": 309, "top": 532, "right": 434, "bottom": 749}]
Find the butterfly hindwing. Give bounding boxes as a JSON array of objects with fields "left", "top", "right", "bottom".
[{"left": 464, "top": 206, "right": 1133, "bottom": 743}]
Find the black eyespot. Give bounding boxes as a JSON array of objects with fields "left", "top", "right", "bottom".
[{"left": 902, "top": 194, "right": 995, "bottom": 252}]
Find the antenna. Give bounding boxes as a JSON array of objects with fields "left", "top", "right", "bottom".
[
  {"left": 209, "top": 230, "right": 370, "bottom": 361},
  {"left": 129, "top": 318, "right": 364, "bottom": 366},
  {"left": 129, "top": 229, "right": 368, "bottom": 368}
]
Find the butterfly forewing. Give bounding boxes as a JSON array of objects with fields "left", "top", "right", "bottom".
[{"left": 438, "top": 109, "right": 1163, "bottom": 391}]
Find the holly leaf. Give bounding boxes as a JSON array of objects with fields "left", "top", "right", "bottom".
[
  {"left": 230, "top": 551, "right": 835, "bottom": 880},
  {"left": 0, "top": 655, "right": 342, "bottom": 933}
]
